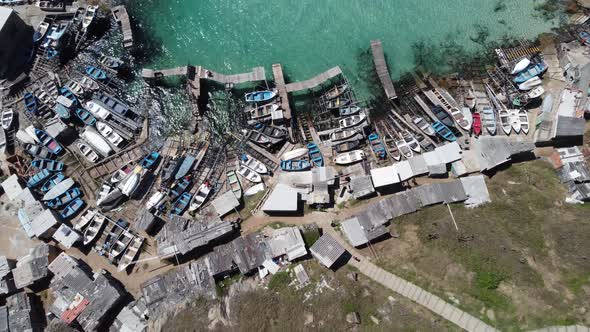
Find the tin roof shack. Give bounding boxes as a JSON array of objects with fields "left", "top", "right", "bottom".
[
  {"left": 0, "top": 256, "right": 15, "bottom": 296},
  {"left": 134, "top": 207, "right": 159, "bottom": 234},
  {"left": 110, "top": 299, "right": 148, "bottom": 332},
  {"left": 0, "top": 174, "right": 24, "bottom": 200},
  {"left": 349, "top": 175, "right": 375, "bottom": 199},
  {"left": 5, "top": 292, "right": 40, "bottom": 332},
  {"left": 340, "top": 216, "right": 389, "bottom": 248},
  {"left": 52, "top": 224, "right": 81, "bottom": 249},
  {"left": 559, "top": 42, "right": 590, "bottom": 94},
  {"left": 307, "top": 167, "right": 336, "bottom": 207},
  {"left": 229, "top": 232, "right": 269, "bottom": 275},
  {"left": 556, "top": 146, "right": 590, "bottom": 202},
  {"left": 262, "top": 183, "right": 301, "bottom": 215},
  {"left": 48, "top": 253, "right": 125, "bottom": 331},
  {"left": 12, "top": 243, "right": 57, "bottom": 291},
  {"left": 310, "top": 233, "right": 348, "bottom": 269},
  {"left": 156, "top": 215, "right": 236, "bottom": 259},
  {"left": 472, "top": 136, "right": 535, "bottom": 172},
  {"left": 265, "top": 227, "right": 307, "bottom": 261},
  {"left": 211, "top": 190, "right": 241, "bottom": 217},
  {"left": 30, "top": 209, "right": 60, "bottom": 239},
  {"left": 141, "top": 259, "right": 216, "bottom": 319},
  {"left": 0, "top": 8, "right": 32, "bottom": 80}
]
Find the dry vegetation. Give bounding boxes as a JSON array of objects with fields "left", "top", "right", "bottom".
[{"left": 369, "top": 161, "right": 590, "bottom": 331}]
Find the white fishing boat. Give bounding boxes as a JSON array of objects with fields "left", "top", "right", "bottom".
[
  {"left": 110, "top": 164, "right": 133, "bottom": 184},
  {"left": 339, "top": 111, "right": 367, "bottom": 129},
  {"left": 117, "top": 236, "right": 144, "bottom": 272},
  {"left": 527, "top": 86, "right": 545, "bottom": 99},
  {"left": 465, "top": 90, "right": 476, "bottom": 109},
  {"left": 412, "top": 116, "right": 435, "bottom": 136},
  {"left": 77, "top": 141, "right": 100, "bottom": 162},
  {"left": 74, "top": 208, "right": 97, "bottom": 231},
  {"left": 511, "top": 58, "right": 530, "bottom": 75},
  {"left": 499, "top": 109, "right": 511, "bottom": 135},
  {"left": 509, "top": 109, "right": 521, "bottom": 134},
  {"left": 146, "top": 191, "right": 165, "bottom": 210},
  {"left": 330, "top": 129, "right": 357, "bottom": 141},
  {"left": 25, "top": 126, "right": 39, "bottom": 143},
  {"left": 42, "top": 178, "right": 74, "bottom": 201},
  {"left": 189, "top": 183, "right": 212, "bottom": 212},
  {"left": 281, "top": 148, "right": 308, "bottom": 161},
  {"left": 0, "top": 128, "right": 6, "bottom": 155},
  {"left": 85, "top": 101, "right": 111, "bottom": 119},
  {"left": 109, "top": 231, "right": 134, "bottom": 261},
  {"left": 237, "top": 165, "right": 262, "bottom": 183},
  {"left": 518, "top": 109, "right": 529, "bottom": 134},
  {"left": 80, "top": 76, "right": 100, "bottom": 91},
  {"left": 82, "top": 5, "right": 98, "bottom": 30},
  {"left": 65, "top": 80, "right": 84, "bottom": 97},
  {"left": 461, "top": 107, "right": 473, "bottom": 129},
  {"left": 1, "top": 109, "right": 13, "bottom": 130},
  {"left": 240, "top": 154, "right": 268, "bottom": 174},
  {"left": 334, "top": 150, "right": 366, "bottom": 165},
  {"left": 16, "top": 129, "right": 36, "bottom": 144},
  {"left": 448, "top": 107, "right": 471, "bottom": 130},
  {"left": 481, "top": 106, "right": 497, "bottom": 136},
  {"left": 81, "top": 127, "right": 113, "bottom": 156},
  {"left": 118, "top": 166, "right": 142, "bottom": 197},
  {"left": 518, "top": 76, "right": 542, "bottom": 91},
  {"left": 96, "top": 184, "right": 112, "bottom": 206},
  {"left": 395, "top": 137, "right": 413, "bottom": 159},
  {"left": 83, "top": 213, "right": 106, "bottom": 246},
  {"left": 96, "top": 121, "right": 124, "bottom": 147},
  {"left": 244, "top": 183, "right": 265, "bottom": 196},
  {"left": 402, "top": 130, "right": 421, "bottom": 154}
]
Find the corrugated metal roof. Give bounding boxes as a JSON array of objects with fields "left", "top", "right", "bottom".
[
  {"left": 0, "top": 175, "right": 24, "bottom": 201},
  {"left": 0, "top": 306, "right": 7, "bottom": 332},
  {"left": 211, "top": 190, "right": 241, "bottom": 217},
  {"left": 340, "top": 218, "right": 369, "bottom": 247},
  {"left": 310, "top": 234, "right": 346, "bottom": 268}
]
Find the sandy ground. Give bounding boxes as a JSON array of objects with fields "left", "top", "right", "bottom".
[{"left": 0, "top": 199, "right": 39, "bottom": 259}]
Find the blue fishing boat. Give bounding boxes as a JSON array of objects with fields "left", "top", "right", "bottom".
[
  {"left": 33, "top": 21, "right": 50, "bottom": 43},
  {"left": 75, "top": 108, "right": 96, "bottom": 126},
  {"left": 141, "top": 152, "right": 160, "bottom": 169},
  {"left": 47, "top": 187, "right": 82, "bottom": 209},
  {"left": 432, "top": 121, "right": 456, "bottom": 142},
  {"left": 307, "top": 143, "right": 324, "bottom": 167},
  {"left": 245, "top": 90, "right": 277, "bottom": 103},
  {"left": 368, "top": 133, "right": 386, "bottom": 159},
  {"left": 59, "top": 87, "right": 79, "bottom": 105},
  {"left": 34, "top": 129, "right": 63, "bottom": 154},
  {"left": 27, "top": 169, "right": 52, "bottom": 188},
  {"left": 31, "top": 159, "right": 64, "bottom": 172},
  {"left": 513, "top": 63, "right": 547, "bottom": 84},
  {"left": 579, "top": 31, "right": 590, "bottom": 45},
  {"left": 46, "top": 21, "right": 69, "bottom": 41},
  {"left": 280, "top": 159, "right": 311, "bottom": 172},
  {"left": 41, "top": 173, "right": 65, "bottom": 192},
  {"left": 46, "top": 48, "right": 59, "bottom": 60},
  {"left": 24, "top": 92, "right": 38, "bottom": 114},
  {"left": 86, "top": 66, "right": 108, "bottom": 81},
  {"left": 60, "top": 198, "right": 85, "bottom": 219},
  {"left": 174, "top": 155, "right": 195, "bottom": 180},
  {"left": 54, "top": 104, "right": 71, "bottom": 119},
  {"left": 170, "top": 192, "right": 192, "bottom": 216},
  {"left": 169, "top": 177, "right": 191, "bottom": 199}
]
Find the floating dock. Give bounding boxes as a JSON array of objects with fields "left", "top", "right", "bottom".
[
  {"left": 370, "top": 40, "right": 397, "bottom": 100},
  {"left": 285, "top": 66, "right": 342, "bottom": 93}
]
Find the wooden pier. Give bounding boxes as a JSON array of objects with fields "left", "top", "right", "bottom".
[
  {"left": 112, "top": 6, "right": 134, "bottom": 49},
  {"left": 370, "top": 40, "right": 397, "bottom": 100},
  {"left": 285, "top": 66, "right": 342, "bottom": 93},
  {"left": 272, "top": 64, "right": 294, "bottom": 141}
]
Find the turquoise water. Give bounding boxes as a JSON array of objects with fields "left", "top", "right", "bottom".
[{"left": 127, "top": 0, "right": 558, "bottom": 97}]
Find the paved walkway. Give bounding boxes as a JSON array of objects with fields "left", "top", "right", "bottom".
[
  {"left": 529, "top": 326, "right": 590, "bottom": 332},
  {"left": 320, "top": 224, "right": 499, "bottom": 332}
]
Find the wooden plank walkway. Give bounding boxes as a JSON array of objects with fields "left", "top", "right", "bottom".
[
  {"left": 320, "top": 225, "right": 500, "bottom": 332},
  {"left": 272, "top": 63, "right": 294, "bottom": 141},
  {"left": 370, "top": 40, "right": 397, "bottom": 100},
  {"left": 112, "top": 6, "right": 133, "bottom": 49},
  {"left": 285, "top": 66, "right": 342, "bottom": 93},
  {"left": 141, "top": 66, "right": 265, "bottom": 84}
]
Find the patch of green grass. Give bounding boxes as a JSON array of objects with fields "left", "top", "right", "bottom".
[
  {"left": 266, "top": 221, "right": 293, "bottom": 230},
  {"left": 242, "top": 189, "right": 268, "bottom": 217},
  {"left": 216, "top": 274, "right": 242, "bottom": 296},
  {"left": 268, "top": 271, "right": 291, "bottom": 290},
  {"left": 302, "top": 228, "right": 320, "bottom": 247},
  {"left": 565, "top": 273, "right": 589, "bottom": 295}
]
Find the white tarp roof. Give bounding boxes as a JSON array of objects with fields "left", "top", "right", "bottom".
[
  {"left": 262, "top": 184, "right": 299, "bottom": 213},
  {"left": 340, "top": 217, "right": 369, "bottom": 247},
  {"left": 393, "top": 160, "right": 414, "bottom": 182},
  {"left": 370, "top": 166, "right": 400, "bottom": 187}
]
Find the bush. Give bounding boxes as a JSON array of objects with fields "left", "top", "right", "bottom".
[{"left": 268, "top": 271, "right": 291, "bottom": 290}]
